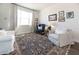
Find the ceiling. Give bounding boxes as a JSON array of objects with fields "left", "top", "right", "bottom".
[{"left": 17, "top": 3, "right": 53, "bottom": 11}]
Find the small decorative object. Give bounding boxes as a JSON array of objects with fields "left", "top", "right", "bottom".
[
  {"left": 66, "top": 11, "right": 74, "bottom": 19},
  {"left": 35, "top": 18, "right": 38, "bottom": 21},
  {"left": 58, "top": 11, "right": 65, "bottom": 22},
  {"left": 48, "top": 14, "right": 57, "bottom": 21}
]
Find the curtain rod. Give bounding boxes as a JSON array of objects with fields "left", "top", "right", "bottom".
[{"left": 12, "top": 3, "right": 39, "bottom": 11}]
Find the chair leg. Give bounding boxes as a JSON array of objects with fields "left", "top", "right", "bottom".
[
  {"left": 65, "top": 44, "right": 71, "bottom": 55},
  {"left": 47, "top": 46, "right": 60, "bottom": 55},
  {"left": 14, "top": 42, "right": 22, "bottom": 55},
  {"left": 47, "top": 48, "right": 54, "bottom": 55}
]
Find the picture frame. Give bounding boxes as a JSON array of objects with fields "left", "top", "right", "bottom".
[
  {"left": 66, "top": 11, "right": 74, "bottom": 19},
  {"left": 58, "top": 11, "right": 65, "bottom": 22},
  {"left": 48, "top": 14, "right": 57, "bottom": 21}
]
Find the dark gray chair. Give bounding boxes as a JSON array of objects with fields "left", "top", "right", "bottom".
[{"left": 36, "top": 24, "right": 45, "bottom": 34}]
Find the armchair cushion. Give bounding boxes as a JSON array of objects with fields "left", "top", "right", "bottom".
[
  {"left": 0, "top": 31, "right": 15, "bottom": 54},
  {"left": 55, "top": 29, "right": 67, "bottom": 34}
]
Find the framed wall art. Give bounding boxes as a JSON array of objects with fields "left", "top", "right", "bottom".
[
  {"left": 58, "top": 11, "right": 65, "bottom": 22},
  {"left": 48, "top": 14, "right": 57, "bottom": 21},
  {"left": 66, "top": 11, "right": 74, "bottom": 19}
]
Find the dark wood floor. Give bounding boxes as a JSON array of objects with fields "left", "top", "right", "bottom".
[{"left": 68, "top": 43, "right": 79, "bottom": 55}]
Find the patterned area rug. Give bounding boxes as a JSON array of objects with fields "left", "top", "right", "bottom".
[{"left": 10, "top": 33, "right": 70, "bottom": 55}]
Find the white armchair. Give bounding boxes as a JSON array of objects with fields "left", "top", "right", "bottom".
[
  {"left": 0, "top": 30, "right": 15, "bottom": 54},
  {"left": 48, "top": 28, "right": 74, "bottom": 47}
]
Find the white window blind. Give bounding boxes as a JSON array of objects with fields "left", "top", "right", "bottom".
[{"left": 17, "top": 7, "right": 33, "bottom": 26}]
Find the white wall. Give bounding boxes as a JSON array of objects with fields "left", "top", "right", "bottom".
[
  {"left": 15, "top": 25, "right": 33, "bottom": 35},
  {"left": 0, "top": 4, "right": 11, "bottom": 30},
  {"left": 39, "top": 3, "right": 79, "bottom": 42},
  {"left": 0, "top": 3, "right": 16, "bottom": 30}
]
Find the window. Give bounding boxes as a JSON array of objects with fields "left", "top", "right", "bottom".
[{"left": 17, "top": 8, "right": 32, "bottom": 26}]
